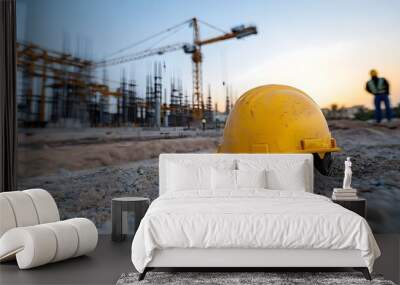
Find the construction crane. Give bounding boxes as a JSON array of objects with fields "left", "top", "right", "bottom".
[{"left": 93, "top": 18, "right": 257, "bottom": 120}]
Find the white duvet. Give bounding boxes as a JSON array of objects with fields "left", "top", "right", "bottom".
[{"left": 131, "top": 190, "right": 380, "bottom": 273}]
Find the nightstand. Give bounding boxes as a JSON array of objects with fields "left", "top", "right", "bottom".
[
  {"left": 332, "top": 198, "right": 366, "bottom": 218},
  {"left": 111, "top": 197, "right": 150, "bottom": 242}
]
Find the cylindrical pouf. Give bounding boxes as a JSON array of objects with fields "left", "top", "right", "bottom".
[
  {"left": 0, "top": 218, "right": 97, "bottom": 269},
  {"left": 42, "top": 221, "right": 79, "bottom": 262},
  {"left": 23, "top": 189, "right": 60, "bottom": 224},
  {"left": 0, "top": 196, "right": 17, "bottom": 237},
  {"left": 64, "top": 218, "right": 98, "bottom": 257},
  {"left": 0, "top": 226, "right": 57, "bottom": 269},
  {"left": 0, "top": 191, "right": 39, "bottom": 227}
]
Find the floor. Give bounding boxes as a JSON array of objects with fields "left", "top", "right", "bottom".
[
  {"left": 0, "top": 234, "right": 399, "bottom": 285},
  {"left": 0, "top": 235, "right": 133, "bottom": 285}
]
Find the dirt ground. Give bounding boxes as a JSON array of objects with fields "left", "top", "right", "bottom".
[
  {"left": 18, "top": 135, "right": 221, "bottom": 177},
  {"left": 17, "top": 133, "right": 220, "bottom": 233},
  {"left": 17, "top": 120, "right": 400, "bottom": 233}
]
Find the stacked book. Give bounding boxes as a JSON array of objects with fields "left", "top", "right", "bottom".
[{"left": 332, "top": 188, "right": 358, "bottom": 200}]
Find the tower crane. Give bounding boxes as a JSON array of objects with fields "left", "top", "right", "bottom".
[{"left": 93, "top": 18, "right": 257, "bottom": 120}]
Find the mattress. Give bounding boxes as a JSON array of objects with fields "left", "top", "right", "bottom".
[{"left": 131, "top": 190, "right": 380, "bottom": 273}]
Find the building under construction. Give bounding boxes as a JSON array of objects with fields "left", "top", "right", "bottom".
[
  {"left": 16, "top": 42, "right": 197, "bottom": 128},
  {"left": 16, "top": 18, "right": 257, "bottom": 128}
]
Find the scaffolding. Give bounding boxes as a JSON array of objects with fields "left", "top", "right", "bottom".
[
  {"left": 205, "top": 85, "right": 213, "bottom": 123},
  {"left": 17, "top": 42, "right": 125, "bottom": 127},
  {"left": 16, "top": 41, "right": 218, "bottom": 129}
]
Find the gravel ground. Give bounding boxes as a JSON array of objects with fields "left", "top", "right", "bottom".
[
  {"left": 17, "top": 120, "right": 400, "bottom": 233},
  {"left": 18, "top": 159, "right": 160, "bottom": 233}
]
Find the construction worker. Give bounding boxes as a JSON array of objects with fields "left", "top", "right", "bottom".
[{"left": 366, "top": 69, "right": 392, "bottom": 123}]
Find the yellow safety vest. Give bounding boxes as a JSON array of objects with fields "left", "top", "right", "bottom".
[{"left": 367, "top": 78, "right": 387, "bottom": 95}]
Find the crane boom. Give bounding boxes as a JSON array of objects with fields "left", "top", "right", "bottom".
[
  {"left": 94, "top": 42, "right": 190, "bottom": 68},
  {"left": 197, "top": 26, "right": 257, "bottom": 46}
]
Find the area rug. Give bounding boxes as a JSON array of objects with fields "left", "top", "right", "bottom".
[{"left": 116, "top": 271, "right": 396, "bottom": 285}]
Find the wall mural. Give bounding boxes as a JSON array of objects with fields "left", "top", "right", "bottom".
[{"left": 16, "top": 0, "right": 400, "bottom": 234}]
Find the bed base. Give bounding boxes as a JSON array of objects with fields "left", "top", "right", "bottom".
[
  {"left": 138, "top": 248, "right": 372, "bottom": 281},
  {"left": 138, "top": 267, "right": 371, "bottom": 281}
]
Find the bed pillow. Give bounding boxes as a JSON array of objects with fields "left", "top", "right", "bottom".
[
  {"left": 236, "top": 169, "right": 267, "bottom": 189},
  {"left": 167, "top": 162, "right": 212, "bottom": 192},
  {"left": 266, "top": 162, "right": 307, "bottom": 191},
  {"left": 211, "top": 168, "right": 237, "bottom": 191},
  {"left": 237, "top": 159, "right": 308, "bottom": 192}
]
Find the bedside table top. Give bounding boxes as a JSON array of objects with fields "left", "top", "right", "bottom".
[
  {"left": 112, "top": 197, "right": 149, "bottom": 202},
  {"left": 332, "top": 197, "right": 366, "bottom": 202}
]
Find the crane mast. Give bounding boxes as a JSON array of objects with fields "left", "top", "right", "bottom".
[
  {"left": 189, "top": 18, "right": 257, "bottom": 120},
  {"left": 191, "top": 18, "right": 203, "bottom": 119}
]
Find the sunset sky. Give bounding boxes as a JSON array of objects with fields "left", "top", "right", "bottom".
[{"left": 17, "top": 0, "right": 400, "bottom": 109}]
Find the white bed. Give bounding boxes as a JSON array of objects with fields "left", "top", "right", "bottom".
[{"left": 131, "top": 154, "right": 380, "bottom": 280}]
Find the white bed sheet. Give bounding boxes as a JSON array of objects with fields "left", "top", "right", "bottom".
[{"left": 131, "top": 190, "right": 380, "bottom": 273}]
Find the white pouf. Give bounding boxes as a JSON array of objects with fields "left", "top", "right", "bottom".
[{"left": 0, "top": 189, "right": 98, "bottom": 269}]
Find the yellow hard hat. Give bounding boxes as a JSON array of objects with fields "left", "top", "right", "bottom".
[{"left": 218, "top": 85, "right": 340, "bottom": 174}]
